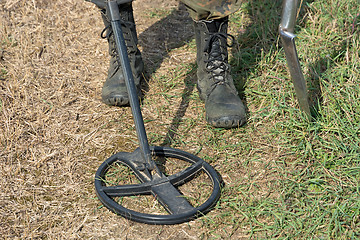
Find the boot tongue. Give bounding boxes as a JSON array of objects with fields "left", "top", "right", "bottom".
[{"left": 205, "top": 19, "right": 223, "bottom": 33}]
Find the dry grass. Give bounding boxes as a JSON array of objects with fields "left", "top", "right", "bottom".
[
  {"left": 0, "top": 0, "right": 118, "bottom": 238},
  {"left": 0, "top": 0, "right": 234, "bottom": 238}
]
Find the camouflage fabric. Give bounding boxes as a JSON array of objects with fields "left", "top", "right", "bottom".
[
  {"left": 86, "top": 0, "right": 242, "bottom": 20},
  {"left": 180, "top": 0, "right": 243, "bottom": 20}
]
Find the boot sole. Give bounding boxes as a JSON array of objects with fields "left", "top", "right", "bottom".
[
  {"left": 102, "top": 89, "right": 144, "bottom": 107},
  {"left": 207, "top": 116, "right": 246, "bottom": 129},
  {"left": 103, "top": 95, "right": 130, "bottom": 107}
]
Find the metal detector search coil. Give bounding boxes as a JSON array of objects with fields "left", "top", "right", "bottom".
[{"left": 95, "top": 146, "right": 221, "bottom": 225}]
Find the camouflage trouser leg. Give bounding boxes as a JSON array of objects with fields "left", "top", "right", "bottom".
[
  {"left": 180, "top": 0, "right": 243, "bottom": 20},
  {"left": 86, "top": 0, "right": 242, "bottom": 20}
]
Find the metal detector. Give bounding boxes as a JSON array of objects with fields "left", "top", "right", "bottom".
[{"left": 94, "top": 0, "right": 221, "bottom": 225}]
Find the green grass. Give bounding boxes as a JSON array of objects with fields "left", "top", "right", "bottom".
[{"left": 203, "top": 0, "right": 360, "bottom": 238}]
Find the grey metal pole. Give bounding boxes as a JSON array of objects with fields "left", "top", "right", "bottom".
[
  {"left": 107, "top": 0, "right": 156, "bottom": 171},
  {"left": 279, "top": 0, "right": 311, "bottom": 118}
]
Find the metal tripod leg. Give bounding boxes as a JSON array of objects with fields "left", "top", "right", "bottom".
[{"left": 279, "top": 0, "right": 311, "bottom": 118}]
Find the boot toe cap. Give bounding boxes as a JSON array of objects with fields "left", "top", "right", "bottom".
[{"left": 205, "top": 86, "right": 247, "bottom": 128}]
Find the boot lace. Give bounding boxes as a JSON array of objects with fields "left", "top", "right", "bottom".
[
  {"left": 101, "top": 20, "right": 136, "bottom": 51},
  {"left": 203, "top": 32, "right": 235, "bottom": 86},
  {"left": 100, "top": 20, "right": 136, "bottom": 73}
]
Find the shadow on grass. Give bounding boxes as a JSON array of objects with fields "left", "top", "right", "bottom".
[
  {"left": 138, "top": 3, "right": 194, "bottom": 77},
  {"left": 161, "top": 65, "right": 197, "bottom": 147},
  {"left": 137, "top": 3, "right": 197, "bottom": 147}
]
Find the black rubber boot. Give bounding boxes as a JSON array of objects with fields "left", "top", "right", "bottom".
[
  {"left": 100, "top": 3, "right": 144, "bottom": 106},
  {"left": 194, "top": 18, "right": 246, "bottom": 128}
]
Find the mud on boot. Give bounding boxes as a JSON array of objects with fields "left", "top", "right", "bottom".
[
  {"left": 194, "top": 17, "right": 246, "bottom": 128},
  {"left": 99, "top": 2, "right": 144, "bottom": 106}
]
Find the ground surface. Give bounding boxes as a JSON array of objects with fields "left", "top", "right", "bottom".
[{"left": 1, "top": 0, "right": 359, "bottom": 239}]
